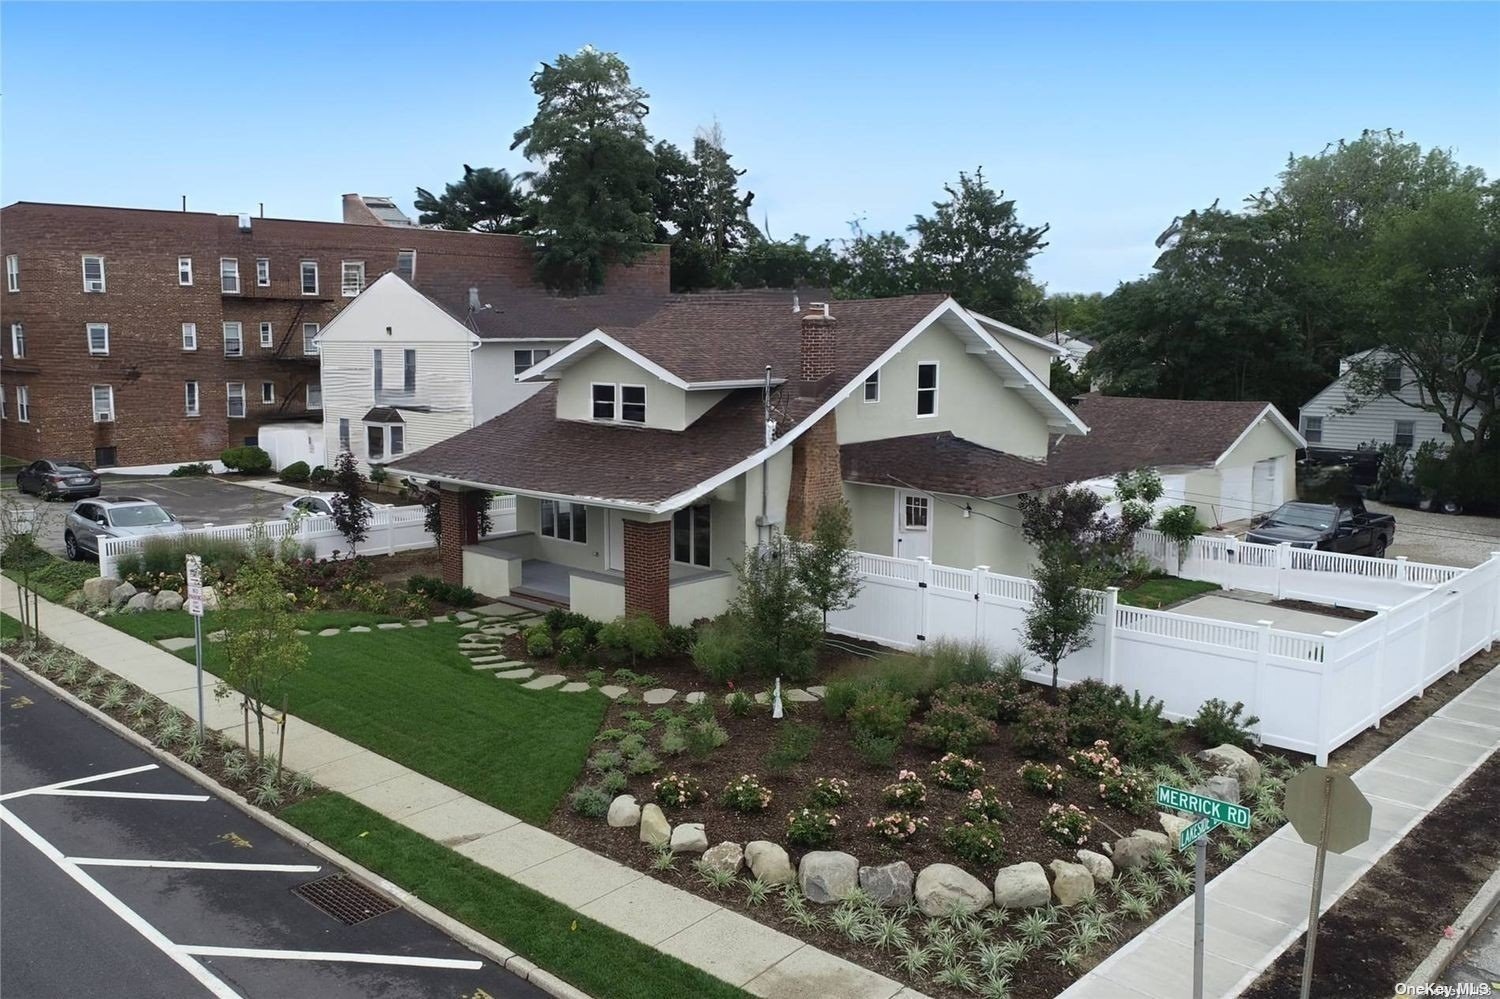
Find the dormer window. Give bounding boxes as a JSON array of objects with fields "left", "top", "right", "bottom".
[
  {"left": 592, "top": 384, "right": 616, "bottom": 420},
  {"left": 591, "top": 382, "right": 646, "bottom": 423},
  {"left": 621, "top": 385, "right": 646, "bottom": 423}
]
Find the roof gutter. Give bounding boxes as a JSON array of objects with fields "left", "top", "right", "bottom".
[{"left": 381, "top": 467, "right": 660, "bottom": 513}]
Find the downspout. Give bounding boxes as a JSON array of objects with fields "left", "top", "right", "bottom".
[{"left": 760, "top": 364, "right": 772, "bottom": 544}]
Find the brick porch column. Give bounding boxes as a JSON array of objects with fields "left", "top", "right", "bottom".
[
  {"left": 623, "top": 519, "right": 671, "bottom": 626},
  {"left": 438, "top": 488, "right": 481, "bottom": 585}
]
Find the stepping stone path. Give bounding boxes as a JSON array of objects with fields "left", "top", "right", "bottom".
[
  {"left": 684, "top": 692, "right": 705, "bottom": 705},
  {"left": 598, "top": 685, "right": 628, "bottom": 700},
  {"left": 349, "top": 626, "right": 371, "bottom": 633},
  {"left": 318, "top": 628, "right": 340, "bottom": 637},
  {"left": 785, "top": 688, "right": 817, "bottom": 703},
  {"left": 522, "top": 674, "right": 565, "bottom": 690},
  {"left": 560, "top": 682, "right": 590, "bottom": 693},
  {"left": 806, "top": 685, "right": 827, "bottom": 698},
  {"left": 454, "top": 611, "right": 477, "bottom": 622},
  {"left": 459, "top": 621, "right": 481, "bottom": 630},
  {"left": 295, "top": 629, "right": 311, "bottom": 636},
  {"left": 408, "top": 619, "right": 428, "bottom": 628},
  {"left": 376, "top": 622, "right": 405, "bottom": 630},
  {"left": 642, "top": 688, "right": 677, "bottom": 705},
  {"left": 495, "top": 668, "right": 536, "bottom": 680}
]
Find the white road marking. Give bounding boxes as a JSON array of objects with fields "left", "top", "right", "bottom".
[
  {"left": 0, "top": 803, "right": 238, "bottom": 998},
  {"left": 34, "top": 789, "right": 211, "bottom": 802},
  {"left": 0, "top": 763, "right": 158, "bottom": 801},
  {"left": 175, "top": 945, "right": 483, "bottom": 970},
  {"left": 70, "top": 857, "right": 321, "bottom": 873}
]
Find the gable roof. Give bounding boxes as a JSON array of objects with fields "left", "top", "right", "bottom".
[{"left": 842, "top": 432, "right": 1062, "bottom": 499}]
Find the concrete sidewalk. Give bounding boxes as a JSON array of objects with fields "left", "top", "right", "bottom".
[
  {"left": 1, "top": 589, "right": 918, "bottom": 999},
  {"left": 1060, "top": 660, "right": 1500, "bottom": 999}
]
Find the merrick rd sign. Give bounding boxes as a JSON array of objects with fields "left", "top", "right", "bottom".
[{"left": 1156, "top": 784, "right": 1252, "bottom": 829}]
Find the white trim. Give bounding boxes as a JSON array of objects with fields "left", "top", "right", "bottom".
[
  {"left": 396, "top": 248, "right": 416, "bottom": 281},
  {"left": 915, "top": 359, "right": 939, "bottom": 418},
  {"left": 9, "top": 322, "right": 24, "bottom": 358},
  {"left": 1212, "top": 403, "right": 1307, "bottom": 465},
  {"left": 91, "top": 384, "right": 115, "bottom": 423},
  {"left": 513, "top": 346, "right": 553, "bottom": 379},
  {"left": 947, "top": 306, "right": 1090, "bottom": 434},
  {"left": 222, "top": 321, "right": 243, "bottom": 357},
  {"left": 181, "top": 322, "right": 198, "bottom": 351},
  {"left": 539, "top": 498, "right": 589, "bottom": 543},
  {"left": 259, "top": 321, "right": 274, "bottom": 348},
  {"left": 311, "top": 272, "right": 481, "bottom": 349},
  {"left": 302, "top": 321, "right": 321, "bottom": 356},
  {"left": 177, "top": 256, "right": 193, "bottom": 286},
  {"left": 5, "top": 253, "right": 17, "bottom": 292},
  {"left": 620, "top": 382, "right": 647, "bottom": 424},
  {"left": 521, "top": 328, "right": 691, "bottom": 389},
  {"left": 299, "top": 259, "right": 319, "bottom": 296},
  {"left": 341, "top": 259, "right": 366, "bottom": 297},
  {"left": 862, "top": 370, "right": 880, "bottom": 403},
  {"left": 86, "top": 322, "right": 110, "bottom": 355},
  {"left": 671, "top": 502, "right": 712, "bottom": 568},
  {"left": 226, "top": 381, "right": 246, "bottom": 419},
  {"left": 260, "top": 381, "right": 276, "bottom": 405},
  {"left": 15, "top": 385, "right": 30, "bottom": 423},
  {"left": 306, "top": 381, "right": 322, "bottom": 409},
  {"left": 591, "top": 381, "right": 617, "bottom": 421},
  {"left": 967, "top": 310, "right": 1068, "bottom": 355},
  {"left": 255, "top": 256, "right": 270, "bottom": 287},
  {"left": 184, "top": 380, "right": 200, "bottom": 417},
  {"left": 219, "top": 257, "right": 240, "bottom": 294},
  {"left": 81, "top": 254, "right": 106, "bottom": 293}
]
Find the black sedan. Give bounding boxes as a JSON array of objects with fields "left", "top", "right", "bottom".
[{"left": 14, "top": 460, "right": 101, "bottom": 500}]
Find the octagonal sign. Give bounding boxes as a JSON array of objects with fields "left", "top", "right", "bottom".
[{"left": 1284, "top": 766, "right": 1372, "bottom": 855}]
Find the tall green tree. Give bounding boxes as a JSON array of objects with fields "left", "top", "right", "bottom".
[
  {"left": 512, "top": 47, "right": 659, "bottom": 292},
  {"left": 1023, "top": 544, "right": 1096, "bottom": 691},
  {"left": 414, "top": 165, "right": 532, "bottom": 233},
  {"left": 653, "top": 123, "right": 761, "bottom": 290},
  {"left": 793, "top": 500, "right": 863, "bottom": 629}
]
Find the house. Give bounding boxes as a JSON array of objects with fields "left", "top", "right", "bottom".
[
  {"left": 1047, "top": 329, "right": 1096, "bottom": 373},
  {"left": 388, "top": 294, "right": 1089, "bottom": 624},
  {"left": 1297, "top": 349, "right": 1457, "bottom": 458}
]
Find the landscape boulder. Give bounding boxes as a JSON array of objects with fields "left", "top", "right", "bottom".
[
  {"left": 700, "top": 842, "right": 743, "bottom": 877},
  {"left": 1192, "top": 775, "right": 1242, "bottom": 805},
  {"left": 109, "top": 582, "right": 137, "bottom": 608},
  {"left": 745, "top": 841, "right": 795, "bottom": 885},
  {"left": 1158, "top": 812, "right": 1194, "bottom": 843},
  {"left": 993, "top": 861, "right": 1050, "bottom": 909},
  {"left": 83, "top": 576, "right": 120, "bottom": 606},
  {"left": 799, "top": 851, "right": 859, "bottom": 904},
  {"left": 1048, "top": 860, "right": 1096, "bottom": 906},
  {"left": 199, "top": 586, "right": 221, "bottom": 612},
  {"left": 1198, "top": 744, "right": 1261, "bottom": 790},
  {"left": 1110, "top": 831, "right": 1170, "bottom": 870},
  {"left": 858, "top": 861, "right": 914, "bottom": 907},
  {"left": 915, "top": 863, "right": 992, "bottom": 917},
  {"left": 670, "top": 822, "right": 708, "bottom": 855},
  {"left": 123, "top": 591, "right": 156, "bottom": 614},
  {"left": 154, "top": 590, "right": 184, "bottom": 612},
  {"left": 607, "top": 794, "right": 641, "bottom": 828},
  {"left": 638, "top": 804, "right": 670, "bottom": 847},
  {"left": 1076, "top": 849, "right": 1115, "bottom": 885}
]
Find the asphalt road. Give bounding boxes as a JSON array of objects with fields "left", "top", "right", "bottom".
[{"left": 0, "top": 663, "right": 546, "bottom": 999}]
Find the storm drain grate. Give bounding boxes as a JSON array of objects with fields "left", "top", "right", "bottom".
[{"left": 292, "top": 874, "right": 398, "bottom": 926}]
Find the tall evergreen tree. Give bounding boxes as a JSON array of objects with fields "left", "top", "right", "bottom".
[
  {"left": 414, "top": 165, "right": 532, "bottom": 233},
  {"left": 653, "top": 124, "right": 760, "bottom": 290}
]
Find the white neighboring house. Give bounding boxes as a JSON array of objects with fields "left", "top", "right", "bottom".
[
  {"left": 1297, "top": 349, "right": 1454, "bottom": 456},
  {"left": 1047, "top": 330, "right": 1096, "bottom": 373}
]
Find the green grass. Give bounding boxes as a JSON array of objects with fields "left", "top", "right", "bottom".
[
  {"left": 1118, "top": 576, "right": 1220, "bottom": 609},
  {"left": 107, "top": 608, "right": 408, "bottom": 642},
  {"left": 283, "top": 794, "right": 747, "bottom": 999},
  {"left": 2, "top": 559, "right": 98, "bottom": 603},
  {"left": 182, "top": 621, "right": 605, "bottom": 822},
  {"left": 0, "top": 611, "right": 23, "bottom": 638}
]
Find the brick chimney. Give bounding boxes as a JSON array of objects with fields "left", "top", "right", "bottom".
[{"left": 800, "top": 303, "right": 837, "bottom": 382}]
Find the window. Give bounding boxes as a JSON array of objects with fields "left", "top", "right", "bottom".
[
  {"left": 514, "top": 348, "right": 551, "bottom": 377},
  {"left": 94, "top": 447, "right": 117, "bottom": 468},
  {"left": 184, "top": 381, "right": 199, "bottom": 416},
  {"left": 259, "top": 322, "right": 274, "bottom": 348},
  {"left": 1394, "top": 420, "right": 1415, "bottom": 449},
  {"left": 223, "top": 322, "right": 243, "bottom": 357},
  {"left": 592, "top": 383, "right": 616, "bottom": 420},
  {"left": 540, "top": 500, "right": 588, "bottom": 543},
  {"left": 91, "top": 384, "right": 115, "bottom": 423},
  {"left": 621, "top": 385, "right": 646, "bottom": 424},
  {"left": 863, "top": 370, "right": 880, "bottom": 402},
  {"left": 86, "top": 323, "right": 110, "bottom": 355},
  {"left": 396, "top": 249, "right": 416, "bottom": 281},
  {"left": 5, "top": 254, "right": 17, "bottom": 292},
  {"left": 672, "top": 504, "right": 711, "bottom": 568},
  {"left": 338, "top": 418, "right": 350, "bottom": 451},
  {"left": 341, "top": 260, "right": 366, "bottom": 297},
  {"left": 306, "top": 382, "right": 322, "bottom": 409},
  {"left": 366, "top": 424, "right": 384, "bottom": 461},
  {"left": 389, "top": 425, "right": 404, "bottom": 456},
  {"left": 1, "top": 387, "right": 5, "bottom": 420},
  {"left": 256, "top": 257, "right": 270, "bottom": 287},
  {"left": 16, "top": 386, "right": 29, "bottom": 423},
  {"left": 373, "top": 348, "right": 415, "bottom": 401},
  {"left": 220, "top": 257, "right": 240, "bottom": 294},
  {"left": 181, "top": 322, "right": 198, "bottom": 351},
  {"left": 1382, "top": 360, "right": 1402, "bottom": 393},
  {"left": 226, "top": 382, "right": 246, "bottom": 418},
  {"left": 261, "top": 381, "right": 276, "bottom": 404},
  {"left": 82, "top": 255, "right": 106, "bottom": 293},
  {"left": 1302, "top": 415, "right": 1323, "bottom": 443},
  {"left": 403, "top": 348, "right": 416, "bottom": 394},
  {"left": 904, "top": 494, "right": 930, "bottom": 530},
  {"left": 177, "top": 256, "right": 193, "bottom": 286},
  {"left": 300, "top": 260, "right": 319, "bottom": 295},
  {"left": 9, "top": 323, "right": 24, "bottom": 359},
  {"left": 302, "top": 322, "right": 320, "bottom": 355},
  {"left": 916, "top": 362, "right": 938, "bottom": 417}
]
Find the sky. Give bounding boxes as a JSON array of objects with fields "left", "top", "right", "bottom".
[{"left": 3, "top": 2, "right": 1497, "bottom": 294}]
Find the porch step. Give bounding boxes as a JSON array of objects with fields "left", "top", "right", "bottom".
[{"left": 505, "top": 588, "right": 569, "bottom": 613}]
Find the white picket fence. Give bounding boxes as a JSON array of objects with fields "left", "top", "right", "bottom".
[
  {"left": 99, "top": 495, "right": 517, "bottom": 579},
  {"left": 827, "top": 537, "right": 1500, "bottom": 764}
]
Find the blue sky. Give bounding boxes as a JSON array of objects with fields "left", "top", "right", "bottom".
[{"left": 3, "top": 2, "right": 1496, "bottom": 293}]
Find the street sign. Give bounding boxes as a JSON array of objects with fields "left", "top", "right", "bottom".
[
  {"left": 185, "top": 554, "right": 204, "bottom": 618},
  {"left": 1178, "top": 815, "right": 1222, "bottom": 851},
  {"left": 1156, "top": 783, "right": 1252, "bottom": 829}
]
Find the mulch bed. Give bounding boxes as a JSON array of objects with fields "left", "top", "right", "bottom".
[
  {"left": 1241, "top": 748, "right": 1500, "bottom": 998},
  {"left": 1270, "top": 598, "right": 1375, "bottom": 622}
]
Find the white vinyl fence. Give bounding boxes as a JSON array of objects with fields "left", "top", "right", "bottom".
[
  {"left": 100, "top": 495, "right": 517, "bottom": 579},
  {"left": 827, "top": 536, "right": 1500, "bottom": 764}
]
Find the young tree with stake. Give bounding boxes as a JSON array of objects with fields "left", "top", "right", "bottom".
[
  {"left": 794, "top": 500, "right": 863, "bottom": 630},
  {"left": 1023, "top": 543, "right": 1097, "bottom": 690},
  {"left": 329, "top": 450, "right": 371, "bottom": 553},
  {"left": 216, "top": 557, "right": 307, "bottom": 761}
]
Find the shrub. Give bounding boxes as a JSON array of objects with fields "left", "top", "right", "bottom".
[
  {"left": 664, "top": 624, "right": 695, "bottom": 654},
  {"left": 882, "top": 771, "right": 928, "bottom": 809},
  {"left": 929, "top": 753, "right": 985, "bottom": 791},
  {"left": 525, "top": 623, "right": 554, "bottom": 658},
  {"left": 847, "top": 687, "right": 916, "bottom": 743},
  {"left": 1017, "top": 761, "right": 1068, "bottom": 797},
  {"left": 659, "top": 727, "right": 688, "bottom": 756},
  {"left": 765, "top": 722, "right": 816, "bottom": 775},
  {"left": 598, "top": 770, "right": 628, "bottom": 796},
  {"left": 169, "top": 462, "right": 212, "bottom": 477},
  {"left": 686, "top": 719, "right": 729, "bottom": 758},
  {"left": 1156, "top": 505, "right": 1205, "bottom": 557},
  {"left": 1099, "top": 768, "right": 1153, "bottom": 814},
  {"left": 911, "top": 701, "right": 999, "bottom": 754},
  {"left": 556, "top": 627, "right": 590, "bottom": 667},
  {"left": 1064, "top": 679, "right": 1128, "bottom": 746},
  {"left": 925, "top": 639, "right": 995, "bottom": 687},
  {"left": 651, "top": 772, "right": 705, "bottom": 808},
  {"left": 1013, "top": 693, "right": 1070, "bottom": 757},
  {"left": 616, "top": 733, "right": 647, "bottom": 757},
  {"left": 598, "top": 613, "right": 664, "bottom": 667},
  {"left": 787, "top": 808, "right": 840, "bottom": 848},
  {"left": 943, "top": 819, "right": 1006, "bottom": 866},
  {"left": 853, "top": 730, "right": 899, "bottom": 768},
  {"left": 545, "top": 608, "right": 597, "bottom": 634},
  {"left": 627, "top": 749, "right": 661, "bottom": 775},
  {"left": 821, "top": 679, "right": 859, "bottom": 721},
  {"left": 569, "top": 785, "right": 610, "bottom": 818},
  {"left": 958, "top": 786, "right": 1011, "bottom": 825},
  {"left": 727, "top": 690, "right": 754, "bottom": 717},
  {"left": 691, "top": 616, "right": 746, "bottom": 684},
  {"left": 868, "top": 810, "right": 927, "bottom": 844},
  {"left": 1117, "top": 693, "right": 1175, "bottom": 765},
  {"left": 404, "top": 574, "right": 478, "bottom": 608},
  {"left": 721, "top": 774, "right": 773, "bottom": 812},
  {"left": 1192, "top": 698, "right": 1260, "bottom": 749},
  {"left": 807, "top": 777, "right": 852, "bottom": 809},
  {"left": 1041, "top": 803, "right": 1093, "bottom": 847},
  {"left": 993, "top": 652, "right": 1030, "bottom": 721},
  {"left": 220, "top": 445, "right": 272, "bottom": 474},
  {"left": 734, "top": 532, "right": 823, "bottom": 681},
  {"left": 588, "top": 749, "right": 624, "bottom": 773},
  {"left": 309, "top": 465, "right": 332, "bottom": 486},
  {"left": 280, "top": 460, "right": 311, "bottom": 484},
  {"left": 1067, "top": 740, "right": 1123, "bottom": 781}
]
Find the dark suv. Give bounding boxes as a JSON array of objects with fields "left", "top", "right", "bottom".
[{"left": 14, "top": 460, "right": 102, "bottom": 500}]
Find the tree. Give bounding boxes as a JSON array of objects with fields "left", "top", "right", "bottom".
[
  {"left": 1024, "top": 543, "right": 1097, "bottom": 691},
  {"left": 653, "top": 124, "right": 761, "bottom": 290},
  {"left": 733, "top": 532, "right": 822, "bottom": 682},
  {"left": 1043, "top": 292, "right": 1105, "bottom": 336},
  {"left": 512, "top": 46, "right": 659, "bottom": 292},
  {"left": 0, "top": 493, "right": 54, "bottom": 643},
  {"left": 728, "top": 234, "right": 842, "bottom": 289},
  {"left": 216, "top": 557, "right": 307, "bottom": 760},
  {"left": 1049, "top": 358, "right": 1090, "bottom": 402},
  {"left": 329, "top": 450, "right": 370, "bottom": 552},
  {"left": 1018, "top": 485, "right": 1144, "bottom": 582},
  {"left": 414, "top": 165, "right": 532, "bottom": 233},
  {"left": 794, "top": 501, "right": 862, "bottom": 629}
]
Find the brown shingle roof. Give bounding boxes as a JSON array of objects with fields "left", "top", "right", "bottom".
[
  {"left": 1046, "top": 395, "right": 1280, "bottom": 481},
  {"left": 415, "top": 276, "right": 670, "bottom": 341},
  {"left": 842, "top": 432, "right": 1064, "bottom": 498}
]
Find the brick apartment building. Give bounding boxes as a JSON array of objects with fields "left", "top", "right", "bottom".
[{"left": 0, "top": 197, "right": 669, "bottom": 467}]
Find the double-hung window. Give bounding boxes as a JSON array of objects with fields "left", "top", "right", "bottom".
[
  {"left": 620, "top": 385, "right": 646, "bottom": 423},
  {"left": 591, "top": 383, "right": 646, "bottom": 423},
  {"left": 1382, "top": 360, "right": 1402, "bottom": 393},
  {"left": 916, "top": 362, "right": 938, "bottom": 417},
  {"left": 306, "top": 382, "right": 322, "bottom": 409},
  {"left": 184, "top": 381, "right": 200, "bottom": 416},
  {"left": 91, "top": 385, "right": 115, "bottom": 423},
  {"left": 86, "top": 323, "right": 110, "bottom": 355},
  {"left": 514, "top": 348, "right": 551, "bottom": 377},
  {"left": 226, "top": 382, "right": 246, "bottom": 418},
  {"left": 863, "top": 370, "right": 880, "bottom": 402},
  {"left": 338, "top": 418, "right": 351, "bottom": 452},
  {"left": 220, "top": 257, "right": 240, "bottom": 294},
  {"left": 672, "top": 504, "right": 711, "bottom": 568},
  {"left": 261, "top": 381, "right": 276, "bottom": 404},
  {"left": 9, "top": 323, "right": 24, "bottom": 359},
  {"left": 5, "top": 254, "right": 17, "bottom": 292},
  {"left": 16, "top": 386, "right": 30, "bottom": 422},
  {"left": 82, "top": 255, "right": 106, "bottom": 293},
  {"left": 1302, "top": 415, "right": 1323, "bottom": 444},
  {"left": 341, "top": 260, "right": 366, "bottom": 297},
  {"left": 223, "top": 322, "right": 243, "bottom": 357},
  {"left": 181, "top": 322, "right": 198, "bottom": 351},
  {"left": 259, "top": 322, "right": 274, "bottom": 348},
  {"left": 1394, "top": 420, "right": 1415, "bottom": 449},
  {"left": 256, "top": 257, "right": 270, "bottom": 287},
  {"left": 373, "top": 348, "right": 415, "bottom": 402},
  {"left": 591, "top": 384, "right": 616, "bottom": 420},
  {"left": 302, "top": 322, "right": 320, "bottom": 355},
  {"left": 540, "top": 500, "right": 588, "bottom": 543},
  {"left": 178, "top": 256, "right": 193, "bottom": 286},
  {"left": 396, "top": 249, "right": 416, "bottom": 281},
  {"left": 300, "top": 260, "right": 319, "bottom": 296}
]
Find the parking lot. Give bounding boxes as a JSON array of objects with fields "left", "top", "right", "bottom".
[{"left": 0, "top": 663, "right": 541, "bottom": 998}]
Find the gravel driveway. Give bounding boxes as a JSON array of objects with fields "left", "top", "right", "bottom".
[{"left": 1365, "top": 499, "right": 1500, "bottom": 568}]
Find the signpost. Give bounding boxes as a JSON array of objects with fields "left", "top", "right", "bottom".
[
  {"left": 1157, "top": 783, "right": 1247, "bottom": 999},
  {"left": 1283, "top": 766, "right": 1373, "bottom": 999},
  {"left": 185, "top": 554, "right": 205, "bottom": 740}
]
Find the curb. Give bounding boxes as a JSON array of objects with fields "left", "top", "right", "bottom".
[
  {"left": 0, "top": 650, "right": 591, "bottom": 999},
  {"left": 1404, "top": 863, "right": 1500, "bottom": 988}
]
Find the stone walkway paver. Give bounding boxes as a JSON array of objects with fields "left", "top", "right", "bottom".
[
  {"left": 642, "top": 688, "right": 677, "bottom": 705},
  {"left": 4, "top": 587, "right": 911, "bottom": 999},
  {"left": 598, "top": 685, "right": 628, "bottom": 700},
  {"left": 1059, "top": 661, "right": 1500, "bottom": 999},
  {"left": 494, "top": 668, "right": 536, "bottom": 680},
  {"left": 522, "top": 674, "right": 565, "bottom": 690}
]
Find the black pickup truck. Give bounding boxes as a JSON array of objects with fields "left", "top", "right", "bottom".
[{"left": 1245, "top": 498, "right": 1397, "bottom": 557}]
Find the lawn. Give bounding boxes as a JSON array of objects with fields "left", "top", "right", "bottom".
[
  {"left": 2, "top": 559, "right": 97, "bottom": 603},
  {"left": 183, "top": 621, "right": 605, "bottom": 823},
  {"left": 108, "top": 608, "right": 406, "bottom": 642},
  {"left": 1117, "top": 575, "right": 1220, "bottom": 609},
  {"left": 281, "top": 793, "right": 747, "bottom": 999}
]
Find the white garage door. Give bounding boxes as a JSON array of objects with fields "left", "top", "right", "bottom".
[{"left": 1252, "top": 458, "right": 1280, "bottom": 515}]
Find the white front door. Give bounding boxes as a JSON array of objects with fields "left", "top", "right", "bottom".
[
  {"left": 1252, "top": 458, "right": 1279, "bottom": 515},
  {"left": 894, "top": 491, "right": 932, "bottom": 561},
  {"left": 607, "top": 510, "right": 625, "bottom": 571}
]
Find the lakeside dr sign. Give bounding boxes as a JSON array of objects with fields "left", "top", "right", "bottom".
[{"left": 1156, "top": 784, "right": 1252, "bottom": 830}]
